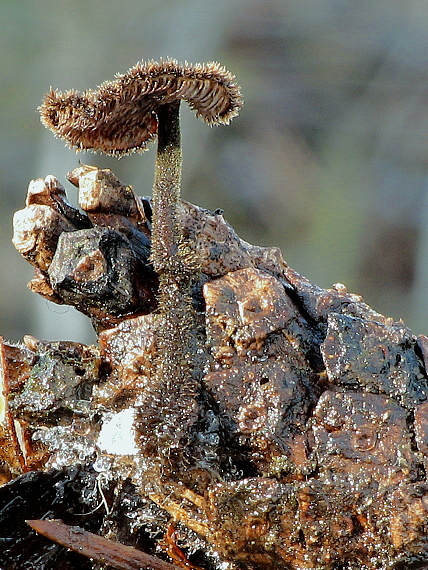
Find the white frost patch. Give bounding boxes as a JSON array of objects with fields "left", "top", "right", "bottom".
[{"left": 97, "top": 408, "right": 138, "bottom": 455}]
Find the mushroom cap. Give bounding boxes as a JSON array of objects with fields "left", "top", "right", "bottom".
[{"left": 39, "top": 59, "right": 243, "bottom": 157}]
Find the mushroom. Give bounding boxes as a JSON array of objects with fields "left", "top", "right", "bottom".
[
  {"left": 39, "top": 59, "right": 242, "bottom": 276},
  {"left": 39, "top": 59, "right": 243, "bottom": 425}
]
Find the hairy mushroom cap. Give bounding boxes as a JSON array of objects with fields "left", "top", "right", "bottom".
[{"left": 39, "top": 59, "right": 243, "bottom": 157}]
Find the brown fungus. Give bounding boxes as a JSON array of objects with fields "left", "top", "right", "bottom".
[
  {"left": 39, "top": 59, "right": 242, "bottom": 271},
  {"left": 39, "top": 59, "right": 243, "bottom": 469},
  {"left": 39, "top": 60, "right": 242, "bottom": 156}
]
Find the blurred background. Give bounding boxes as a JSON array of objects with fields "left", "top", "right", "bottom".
[{"left": 2, "top": 0, "right": 428, "bottom": 344}]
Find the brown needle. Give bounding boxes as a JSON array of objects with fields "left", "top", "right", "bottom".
[{"left": 27, "top": 519, "right": 183, "bottom": 570}]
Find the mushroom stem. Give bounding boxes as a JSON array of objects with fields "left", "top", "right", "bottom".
[
  {"left": 151, "top": 101, "right": 182, "bottom": 273},
  {"left": 148, "top": 101, "right": 198, "bottom": 421}
]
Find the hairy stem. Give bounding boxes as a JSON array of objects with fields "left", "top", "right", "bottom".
[
  {"left": 151, "top": 102, "right": 182, "bottom": 271},
  {"left": 151, "top": 100, "right": 192, "bottom": 377},
  {"left": 143, "top": 102, "right": 200, "bottom": 464}
]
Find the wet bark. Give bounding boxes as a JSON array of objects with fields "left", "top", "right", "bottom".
[{"left": 2, "top": 166, "right": 428, "bottom": 569}]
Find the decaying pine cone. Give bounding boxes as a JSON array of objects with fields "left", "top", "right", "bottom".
[{"left": 3, "top": 166, "right": 428, "bottom": 569}]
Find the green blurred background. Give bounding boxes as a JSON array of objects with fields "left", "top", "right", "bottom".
[{"left": 2, "top": 0, "right": 428, "bottom": 344}]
